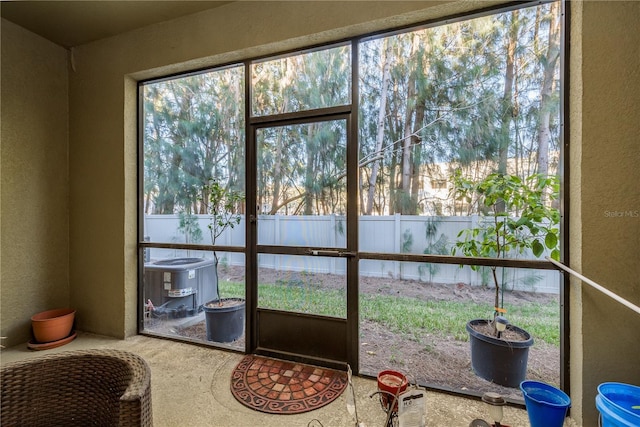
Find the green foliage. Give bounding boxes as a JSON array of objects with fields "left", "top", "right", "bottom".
[
  {"left": 401, "top": 229, "right": 413, "bottom": 253},
  {"left": 144, "top": 4, "right": 560, "bottom": 218},
  {"left": 177, "top": 211, "right": 202, "bottom": 244},
  {"left": 335, "top": 217, "right": 345, "bottom": 236},
  {"left": 217, "top": 279, "right": 244, "bottom": 299},
  {"left": 202, "top": 179, "right": 245, "bottom": 245},
  {"left": 200, "top": 180, "right": 245, "bottom": 302},
  {"left": 419, "top": 217, "right": 449, "bottom": 282},
  {"left": 142, "top": 67, "right": 245, "bottom": 215},
  {"left": 450, "top": 171, "right": 560, "bottom": 319},
  {"left": 451, "top": 171, "right": 560, "bottom": 262}
]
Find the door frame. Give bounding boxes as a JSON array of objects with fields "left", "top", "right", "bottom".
[{"left": 245, "top": 107, "right": 360, "bottom": 370}]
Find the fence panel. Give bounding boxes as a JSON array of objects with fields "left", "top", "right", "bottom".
[{"left": 144, "top": 214, "right": 559, "bottom": 293}]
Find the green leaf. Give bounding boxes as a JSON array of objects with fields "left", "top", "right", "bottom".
[
  {"left": 532, "top": 240, "right": 544, "bottom": 257},
  {"left": 545, "top": 232, "right": 558, "bottom": 249}
]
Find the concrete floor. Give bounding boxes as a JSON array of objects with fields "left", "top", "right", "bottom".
[{"left": 1, "top": 333, "right": 577, "bottom": 426}]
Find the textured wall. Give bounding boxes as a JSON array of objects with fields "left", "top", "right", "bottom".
[
  {"left": 572, "top": 1, "right": 640, "bottom": 423},
  {"left": 3, "top": 1, "right": 637, "bottom": 424},
  {"left": 1, "top": 19, "right": 70, "bottom": 347}
]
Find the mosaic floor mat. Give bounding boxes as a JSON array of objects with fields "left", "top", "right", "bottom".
[{"left": 230, "top": 354, "right": 348, "bottom": 414}]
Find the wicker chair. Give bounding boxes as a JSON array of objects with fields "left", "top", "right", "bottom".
[{"left": 1, "top": 349, "right": 152, "bottom": 426}]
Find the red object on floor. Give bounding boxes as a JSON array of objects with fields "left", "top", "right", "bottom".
[{"left": 230, "top": 354, "right": 348, "bottom": 414}]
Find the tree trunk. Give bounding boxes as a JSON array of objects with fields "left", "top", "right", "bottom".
[
  {"left": 536, "top": 2, "right": 561, "bottom": 179},
  {"left": 359, "top": 167, "right": 366, "bottom": 215},
  {"left": 366, "top": 39, "right": 392, "bottom": 215},
  {"left": 389, "top": 150, "right": 398, "bottom": 215},
  {"left": 498, "top": 10, "right": 518, "bottom": 176},
  {"left": 400, "top": 33, "right": 420, "bottom": 214},
  {"left": 213, "top": 250, "right": 221, "bottom": 305},
  {"left": 269, "top": 127, "right": 285, "bottom": 214},
  {"left": 410, "top": 102, "right": 426, "bottom": 214},
  {"left": 303, "top": 124, "right": 318, "bottom": 215}
]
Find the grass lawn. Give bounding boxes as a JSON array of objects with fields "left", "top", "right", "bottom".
[{"left": 219, "top": 280, "right": 560, "bottom": 346}]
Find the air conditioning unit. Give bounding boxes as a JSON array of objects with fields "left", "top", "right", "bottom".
[{"left": 144, "top": 258, "right": 217, "bottom": 317}]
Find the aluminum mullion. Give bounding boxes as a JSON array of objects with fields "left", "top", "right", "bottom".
[
  {"left": 245, "top": 60, "right": 258, "bottom": 355},
  {"left": 359, "top": 252, "right": 557, "bottom": 270},
  {"left": 347, "top": 38, "right": 360, "bottom": 373},
  {"left": 249, "top": 105, "right": 351, "bottom": 126},
  {"left": 138, "top": 242, "right": 244, "bottom": 253}
]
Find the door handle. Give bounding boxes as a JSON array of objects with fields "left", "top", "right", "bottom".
[{"left": 308, "top": 249, "right": 356, "bottom": 258}]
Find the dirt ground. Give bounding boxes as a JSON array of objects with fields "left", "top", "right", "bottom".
[{"left": 146, "top": 266, "right": 560, "bottom": 401}]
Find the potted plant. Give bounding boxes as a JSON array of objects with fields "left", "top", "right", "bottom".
[
  {"left": 451, "top": 171, "right": 560, "bottom": 387},
  {"left": 201, "top": 179, "right": 246, "bottom": 343}
]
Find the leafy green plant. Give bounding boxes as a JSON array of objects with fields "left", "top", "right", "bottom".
[
  {"left": 201, "top": 180, "right": 245, "bottom": 305},
  {"left": 450, "top": 171, "right": 560, "bottom": 334},
  {"left": 400, "top": 229, "right": 414, "bottom": 278},
  {"left": 419, "top": 217, "right": 448, "bottom": 283},
  {"left": 177, "top": 211, "right": 203, "bottom": 245}
]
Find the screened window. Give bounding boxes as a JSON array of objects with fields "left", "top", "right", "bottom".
[
  {"left": 139, "top": 0, "right": 564, "bottom": 401},
  {"left": 251, "top": 45, "right": 351, "bottom": 116}
]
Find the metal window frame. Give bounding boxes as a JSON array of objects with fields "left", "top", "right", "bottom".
[{"left": 137, "top": 0, "right": 569, "bottom": 402}]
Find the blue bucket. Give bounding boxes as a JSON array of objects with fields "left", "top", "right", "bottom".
[
  {"left": 596, "top": 382, "right": 640, "bottom": 427},
  {"left": 520, "top": 380, "right": 571, "bottom": 427}
]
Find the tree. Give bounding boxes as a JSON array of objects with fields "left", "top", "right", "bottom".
[
  {"left": 143, "top": 3, "right": 561, "bottom": 220},
  {"left": 536, "top": 1, "right": 561, "bottom": 178},
  {"left": 142, "top": 67, "right": 244, "bottom": 215},
  {"left": 451, "top": 171, "right": 560, "bottom": 335},
  {"left": 201, "top": 180, "right": 245, "bottom": 305},
  {"left": 365, "top": 38, "right": 393, "bottom": 215},
  {"left": 254, "top": 46, "right": 349, "bottom": 216}
]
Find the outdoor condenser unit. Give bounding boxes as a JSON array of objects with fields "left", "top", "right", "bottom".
[{"left": 144, "top": 257, "right": 218, "bottom": 316}]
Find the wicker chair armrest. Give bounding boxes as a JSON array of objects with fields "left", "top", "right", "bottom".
[
  {"left": 112, "top": 350, "right": 153, "bottom": 427},
  {"left": 1, "top": 349, "right": 153, "bottom": 427}
]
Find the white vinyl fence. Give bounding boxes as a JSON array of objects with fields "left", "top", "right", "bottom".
[{"left": 144, "top": 214, "right": 560, "bottom": 294}]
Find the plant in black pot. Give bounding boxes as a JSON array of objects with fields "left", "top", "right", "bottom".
[
  {"left": 201, "top": 179, "right": 246, "bottom": 343},
  {"left": 451, "top": 170, "right": 560, "bottom": 388}
]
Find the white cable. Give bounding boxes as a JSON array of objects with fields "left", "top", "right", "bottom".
[{"left": 547, "top": 257, "right": 640, "bottom": 316}]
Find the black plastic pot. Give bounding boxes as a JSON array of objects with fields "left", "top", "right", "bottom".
[
  {"left": 203, "top": 298, "right": 245, "bottom": 343},
  {"left": 466, "top": 319, "right": 534, "bottom": 388}
]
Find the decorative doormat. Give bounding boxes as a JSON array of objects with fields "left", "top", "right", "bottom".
[{"left": 230, "top": 354, "right": 348, "bottom": 414}]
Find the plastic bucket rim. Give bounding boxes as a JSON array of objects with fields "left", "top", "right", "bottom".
[
  {"left": 596, "top": 382, "right": 640, "bottom": 421},
  {"left": 596, "top": 395, "right": 640, "bottom": 427},
  {"left": 598, "top": 382, "right": 640, "bottom": 395},
  {"left": 520, "top": 380, "right": 571, "bottom": 408},
  {"left": 598, "top": 382, "right": 640, "bottom": 409}
]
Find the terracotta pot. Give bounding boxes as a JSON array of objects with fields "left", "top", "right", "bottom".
[
  {"left": 31, "top": 308, "right": 75, "bottom": 343},
  {"left": 377, "top": 369, "right": 408, "bottom": 412}
]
